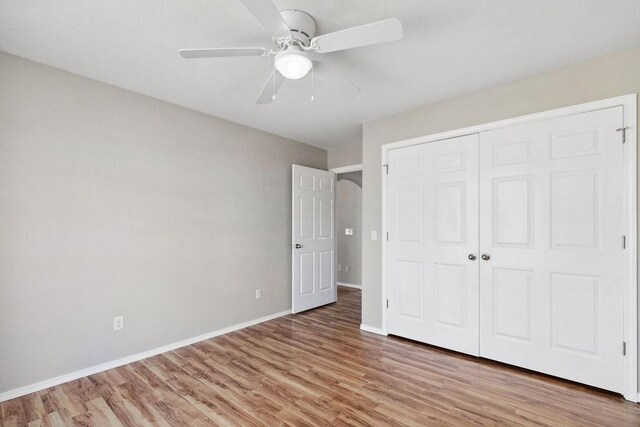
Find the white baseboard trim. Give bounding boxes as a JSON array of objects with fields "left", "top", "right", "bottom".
[
  {"left": 337, "top": 282, "right": 361, "bottom": 289},
  {"left": 0, "top": 309, "right": 291, "bottom": 403},
  {"left": 360, "top": 324, "right": 388, "bottom": 336}
]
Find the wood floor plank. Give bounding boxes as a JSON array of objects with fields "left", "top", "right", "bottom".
[
  {"left": 3, "top": 287, "right": 640, "bottom": 426},
  {"left": 19, "top": 394, "right": 47, "bottom": 425},
  {"left": 1, "top": 395, "right": 27, "bottom": 427}
]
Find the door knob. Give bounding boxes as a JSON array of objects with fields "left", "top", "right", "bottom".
[
  {"left": 481, "top": 253, "right": 491, "bottom": 261},
  {"left": 293, "top": 243, "right": 302, "bottom": 249},
  {"left": 468, "top": 254, "right": 477, "bottom": 261}
]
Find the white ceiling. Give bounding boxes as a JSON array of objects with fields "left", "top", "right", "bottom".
[{"left": 1, "top": 1, "right": 639, "bottom": 148}]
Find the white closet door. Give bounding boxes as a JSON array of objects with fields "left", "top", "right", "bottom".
[
  {"left": 478, "top": 107, "right": 624, "bottom": 392},
  {"left": 387, "top": 134, "right": 479, "bottom": 356}
]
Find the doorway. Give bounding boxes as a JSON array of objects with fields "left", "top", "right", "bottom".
[
  {"left": 291, "top": 163, "right": 362, "bottom": 314},
  {"left": 332, "top": 165, "right": 363, "bottom": 292}
]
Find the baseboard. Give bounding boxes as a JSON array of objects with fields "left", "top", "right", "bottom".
[
  {"left": 0, "top": 309, "right": 291, "bottom": 403},
  {"left": 337, "top": 282, "right": 361, "bottom": 289},
  {"left": 360, "top": 324, "right": 388, "bottom": 336}
]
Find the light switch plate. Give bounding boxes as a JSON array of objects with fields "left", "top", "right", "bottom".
[{"left": 371, "top": 230, "right": 378, "bottom": 241}]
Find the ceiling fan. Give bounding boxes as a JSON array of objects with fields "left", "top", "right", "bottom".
[{"left": 179, "top": 0, "right": 403, "bottom": 104}]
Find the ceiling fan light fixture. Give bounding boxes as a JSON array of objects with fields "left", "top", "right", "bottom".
[{"left": 274, "top": 46, "right": 312, "bottom": 80}]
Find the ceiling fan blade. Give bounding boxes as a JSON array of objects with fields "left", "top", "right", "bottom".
[
  {"left": 311, "top": 18, "right": 403, "bottom": 53},
  {"left": 313, "top": 61, "right": 360, "bottom": 96},
  {"left": 239, "top": 0, "right": 291, "bottom": 39},
  {"left": 256, "top": 69, "right": 285, "bottom": 104},
  {"left": 179, "top": 48, "right": 268, "bottom": 59}
]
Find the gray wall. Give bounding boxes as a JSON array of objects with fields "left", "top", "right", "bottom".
[
  {"left": 361, "top": 47, "right": 640, "bottom": 331},
  {"left": 336, "top": 174, "right": 362, "bottom": 286},
  {"left": 0, "top": 52, "right": 326, "bottom": 394},
  {"left": 328, "top": 141, "right": 362, "bottom": 169}
]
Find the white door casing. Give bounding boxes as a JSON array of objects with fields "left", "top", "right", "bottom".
[
  {"left": 292, "top": 165, "right": 337, "bottom": 313},
  {"left": 478, "top": 106, "right": 624, "bottom": 393},
  {"left": 386, "top": 134, "right": 480, "bottom": 356}
]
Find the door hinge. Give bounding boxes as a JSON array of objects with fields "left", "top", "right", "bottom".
[
  {"left": 383, "top": 164, "right": 389, "bottom": 174},
  {"left": 622, "top": 235, "right": 626, "bottom": 249},
  {"left": 386, "top": 232, "right": 389, "bottom": 241},
  {"left": 617, "top": 126, "right": 629, "bottom": 143},
  {"left": 386, "top": 299, "right": 389, "bottom": 308},
  {"left": 623, "top": 341, "right": 627, "bottom": 356}
]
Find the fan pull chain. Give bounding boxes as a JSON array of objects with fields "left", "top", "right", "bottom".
[
  {"left": 272, "top": 68, "right": 276, "bottom": 101},
  {"left": 310, "top": 66, "right": 315, "bottom": 102}
]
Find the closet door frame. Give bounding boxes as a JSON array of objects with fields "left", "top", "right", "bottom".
[{"left": 380, "top": 94, "right": 637, "bottom": 402}]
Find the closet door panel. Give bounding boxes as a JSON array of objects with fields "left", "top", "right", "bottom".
[
  {"left": 478, "top": 107, "right": 624, "bottom": 393},
  {"left": 387, "top": 134, "right": 479, "bottom": 356}
]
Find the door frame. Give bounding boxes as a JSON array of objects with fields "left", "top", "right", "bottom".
[{"left": 380, "top": 94, "right": 637, "bottom": 401}]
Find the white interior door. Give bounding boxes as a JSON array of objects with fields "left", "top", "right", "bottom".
[
  {"left": 292, "top": 165, "right": 336, "bottom": 313},
  {"left": 478, "top": 107, "right": 624, "bottom": 392},
  {"left": 387, "top": 134, "right": 480, "bottom": 356}
]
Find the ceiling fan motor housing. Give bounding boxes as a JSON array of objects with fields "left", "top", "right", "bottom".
[{"left": 277, "top": 10, "right": 317, "bottom": 47}]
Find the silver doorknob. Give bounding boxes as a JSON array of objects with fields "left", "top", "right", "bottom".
[
  {"left": 293, "top": 243, "right": 302, "bottom": 249},
  {"left": 481, "top": 253, "right": 491, "bottom": 261},
  {"left": 468, "top": 254, "right": 477, "bottom": 261}
]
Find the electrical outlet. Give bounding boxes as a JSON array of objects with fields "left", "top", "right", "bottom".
[
  {"left": 371, "top": 230, "right": 378, "bottom": 241},
  {"left": 345, "top": 228, "right": 353, "bottom": 236},
  {"left": 255, "top": 289, "right": 262, "bottom": 299},
  {"left": 338, "top": 264, "right": 342, "bottom": 271},
  {"left": 113, "top": 316, "right": 124, "bottom": 331},
  {"left": 345, "top": 265, "right": 350, "bottom": 273}
]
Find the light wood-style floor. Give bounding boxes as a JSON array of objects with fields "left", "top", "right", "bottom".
[{"left": 2, "top": 287, "right": 640, "bottom": 426}]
